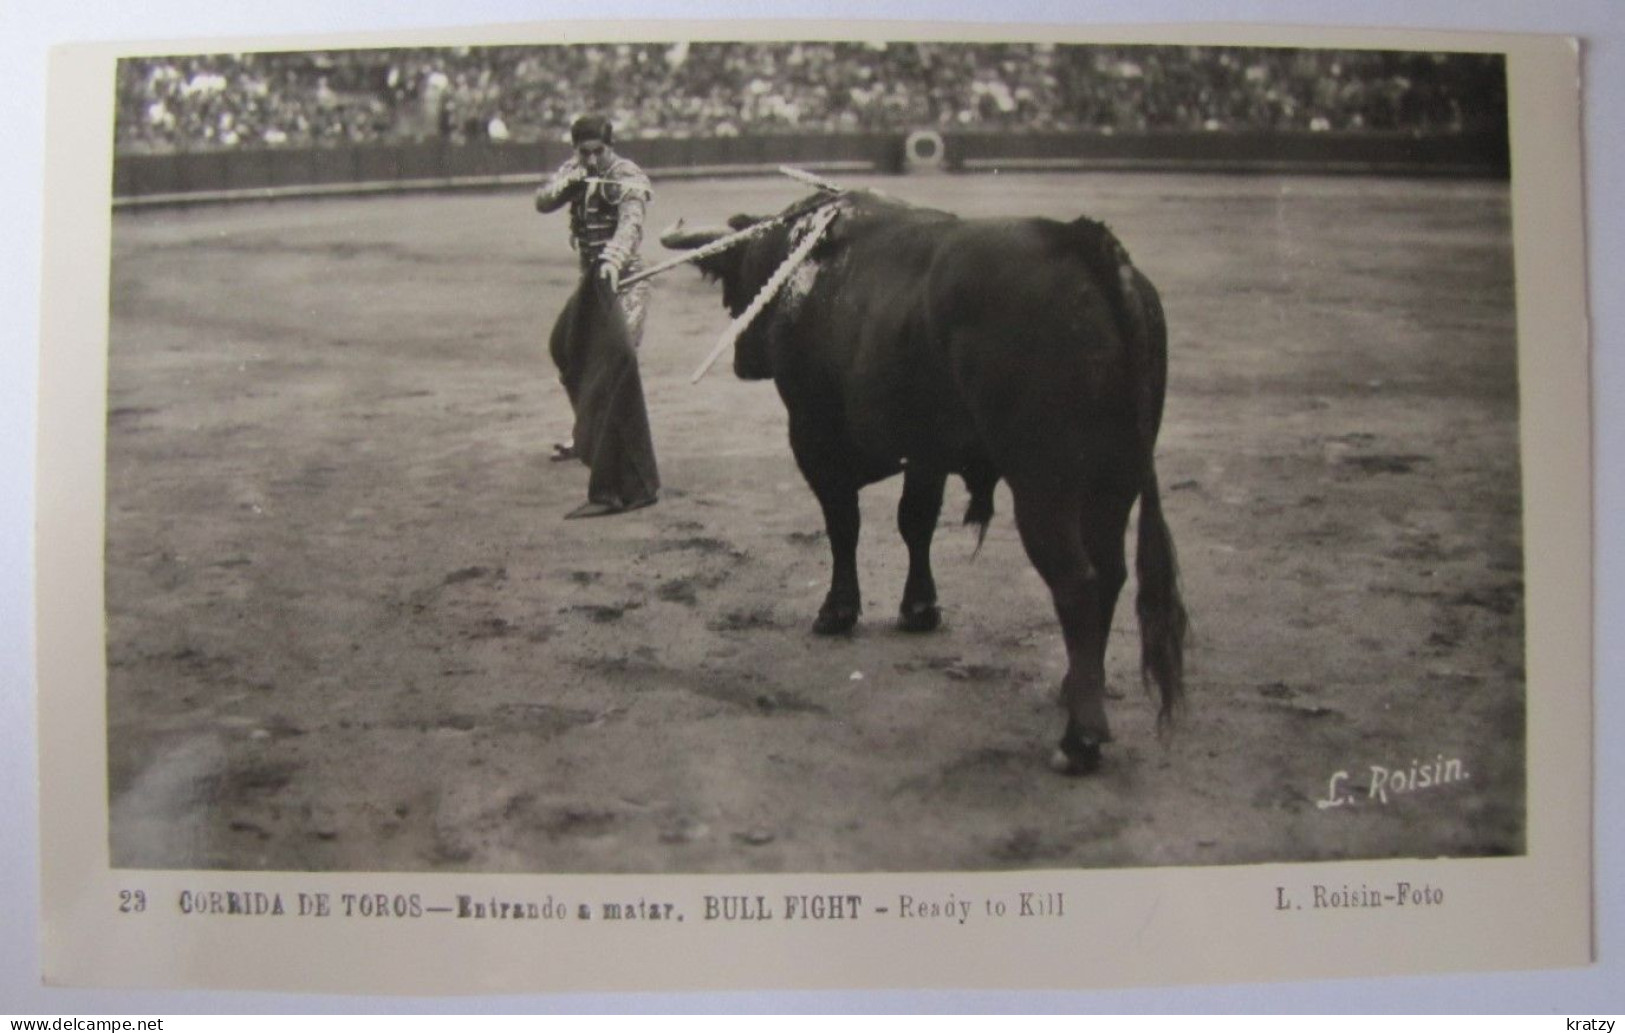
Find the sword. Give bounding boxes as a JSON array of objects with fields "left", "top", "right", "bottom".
[{"left": 777, "top": 165, "right": 845, "bottom": 193}]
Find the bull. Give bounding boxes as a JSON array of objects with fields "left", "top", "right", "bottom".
[{"left": 661, "top": 190, "right": 1188, "bottom": 775}]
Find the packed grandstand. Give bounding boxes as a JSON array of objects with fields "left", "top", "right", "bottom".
[{"left": 114, "top": 42, "right": 1507, "bottom": 153}]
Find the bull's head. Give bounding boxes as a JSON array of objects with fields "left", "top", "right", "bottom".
[
  {"left": 659, "top": 204, "right": 828, "bottom": 380},
  {"left": 658, "top": 213, "right": 788, "bottom": 314}
]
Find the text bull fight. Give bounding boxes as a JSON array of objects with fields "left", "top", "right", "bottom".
[{"left": 660, "top": 188, "right": 1189, "bottom": 775}]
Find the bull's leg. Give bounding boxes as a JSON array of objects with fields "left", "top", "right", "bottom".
[
  {"left": 897, "top": 466, "right": 947, "bottom": 632},
  {"left": 788, "top": 413, "right": 866, "bottom": 636},
  {"left": 810, "top": 481, "right": 863, "bottom": 635},
  {"left": 1079, "top": 490, "right": 1135, "bottom": 684},
  {"left": 1010, "top": 484, "right": 1111, "bottom": 776}
]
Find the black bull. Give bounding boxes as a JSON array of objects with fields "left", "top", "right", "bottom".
[{"left": 662, "top": 191, "right": 1188, "bottom": 775}]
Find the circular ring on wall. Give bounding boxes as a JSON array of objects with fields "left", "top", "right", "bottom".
[{"left": 904, "top": 129, "right": 946, "bottom": 172}]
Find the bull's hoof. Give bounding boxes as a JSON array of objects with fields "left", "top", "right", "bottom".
[
  {"left": 897, "top": 602, "right": 941, "bottom": 633},
  {"left": 1048, "top": 737, "right": 1103, "bottom": 777},
  {"left": 812, "top": 605, "right": 859, "bottom": 636}
]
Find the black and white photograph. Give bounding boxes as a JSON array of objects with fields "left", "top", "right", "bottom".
[
  {"left": 102, "top": 36, "right": 1525, "bottom": 874},
  {"left": 16, "top": 13, "right": 1600, "bottom": 1001}
]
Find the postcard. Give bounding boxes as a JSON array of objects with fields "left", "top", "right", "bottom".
[{"left": 36, "top": 20, "right": 1590, "bottom": 993}]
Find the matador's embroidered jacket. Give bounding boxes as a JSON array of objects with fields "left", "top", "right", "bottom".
[{"left": 534, "top": 154, "right": 654, "bottom": 274}]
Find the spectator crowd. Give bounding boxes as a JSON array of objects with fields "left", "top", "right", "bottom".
[{"left": 115, "top": 42, "right": 1506, "bottom": 153}]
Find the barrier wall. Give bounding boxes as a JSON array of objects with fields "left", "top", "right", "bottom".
[
  {"left": 111, "top": 129, "right": 1509, "bottom": 206},
  {"left": 945, "top": 128, "right": 1509, "bottom": 175}
]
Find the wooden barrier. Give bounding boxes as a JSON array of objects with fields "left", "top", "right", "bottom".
[{"left": 111, "top": 129, "right": 1507, "bottom": 207}]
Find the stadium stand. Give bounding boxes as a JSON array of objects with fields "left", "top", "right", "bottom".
[{"left": 114, "top": 43, "right": 1507, "bottom": 154}]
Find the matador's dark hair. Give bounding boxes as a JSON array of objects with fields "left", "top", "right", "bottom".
[{"left": 570, "top": 114, "right": 614, "bottom": 145}]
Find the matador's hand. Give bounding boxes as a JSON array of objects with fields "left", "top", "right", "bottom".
[{"left": 598, "top": 261, "right": 620, "bottom": 293}]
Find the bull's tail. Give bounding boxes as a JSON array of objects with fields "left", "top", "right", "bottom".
[
  {"left": 1135, "top": 467, "right": 1188, "bottom": 732},
  {"left": 1068, "top": 215, "right": 1187, "bottom": 729}
]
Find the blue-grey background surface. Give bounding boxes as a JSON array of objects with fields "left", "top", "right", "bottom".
[{"left": 3, "top": 0, "right": 1618, "bottom": 1013}]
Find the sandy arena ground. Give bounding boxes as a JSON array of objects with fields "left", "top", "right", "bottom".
[{"left": 104, "top": 172, "right": 1525, "bottom": 873}]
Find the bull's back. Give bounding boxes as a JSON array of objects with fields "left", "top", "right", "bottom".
[
  {"left": 922, "top": 219, "right": 1142, "bottom": 480},
  {"left": 795, "top": 218, "right": 978, "bottom": 464},
  {"left": 782, "top": 209, "right": 1148, "bottom": 481}
]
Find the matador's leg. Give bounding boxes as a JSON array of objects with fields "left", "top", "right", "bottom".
[{"left": 618, "top": 262, "right": 651, "bottom": 350}]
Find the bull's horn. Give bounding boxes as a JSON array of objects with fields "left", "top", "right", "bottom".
[{"left": 660, "top": 219, "right": 730, "bottom": 250}]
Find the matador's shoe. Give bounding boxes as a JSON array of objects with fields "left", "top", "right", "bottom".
[
  {"left": 563, "top": 494, "right": 658, "bottom": 520},
  {"left": 564, "top": 500, "right": 619, "bottom": 519}
]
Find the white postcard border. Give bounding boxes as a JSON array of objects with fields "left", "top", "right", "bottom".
[{"left": 33, "top": 21, "right": 1593, "bottom": 996}]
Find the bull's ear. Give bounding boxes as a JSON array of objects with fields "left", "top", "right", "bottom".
[
  {"left": 728, "top": 213, "right": 766, "bottom": 232},
  {"left": 694, "top": 248, "right": 741, "bottom": 287}
]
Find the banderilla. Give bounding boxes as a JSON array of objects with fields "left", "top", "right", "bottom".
[{"left": 618, "top": 167, "right": 846, "bottom": 289}]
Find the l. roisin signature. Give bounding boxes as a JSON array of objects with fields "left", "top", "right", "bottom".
[{"left": 1316, "top": 756, "right": 1470, "bottom": 809}]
